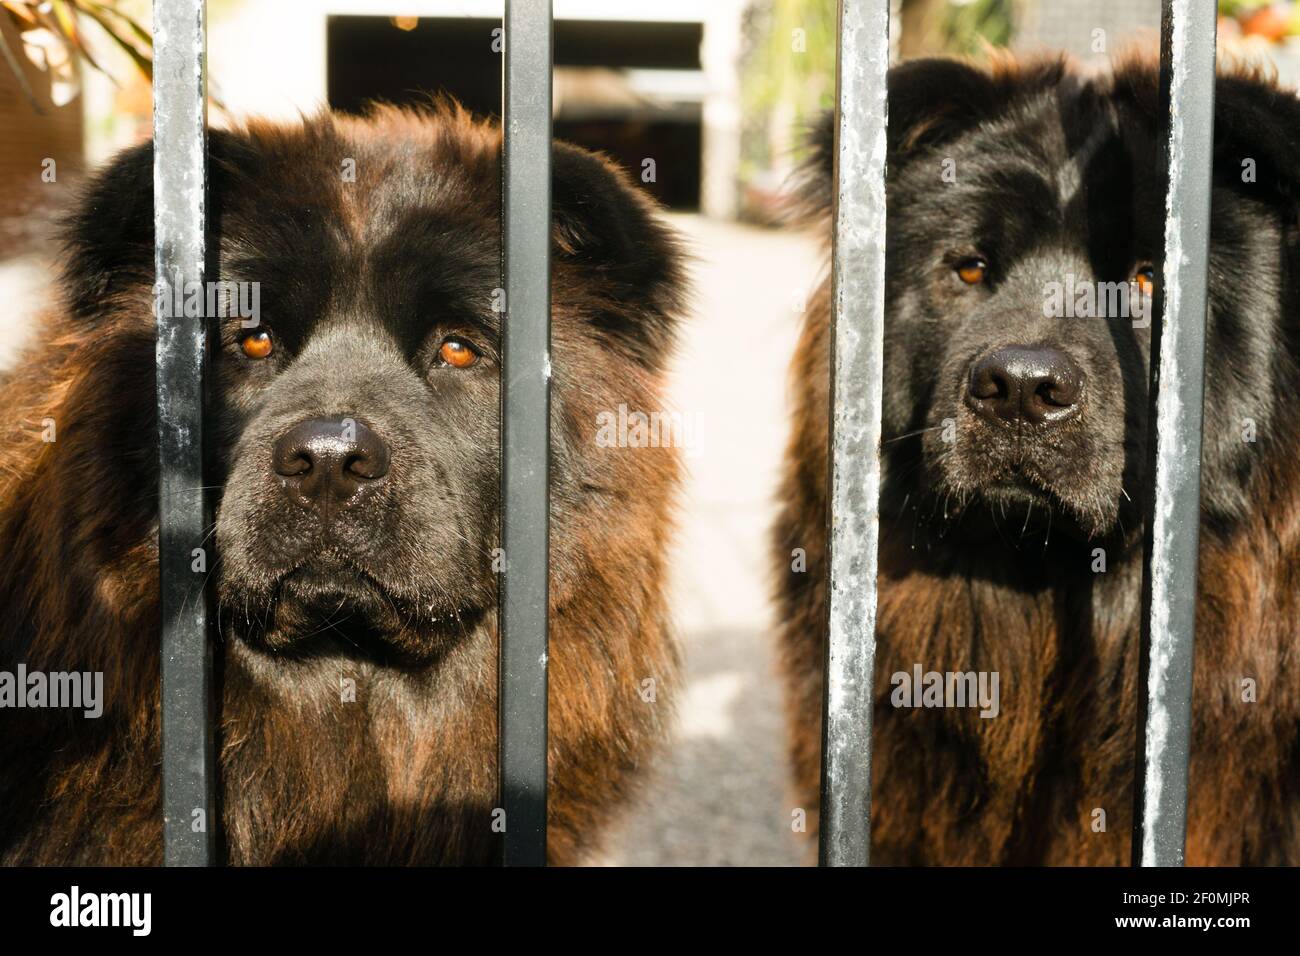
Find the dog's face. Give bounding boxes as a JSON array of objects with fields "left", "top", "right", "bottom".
[
  {"left": 880, "top": 62, "right": 1146, "bottom": 543},
  {"left": 64, "top": 108, "right": 683, "bottom": 662},
  {"left": 811, "top": 59, "right": 1299, "bottom": 546}
]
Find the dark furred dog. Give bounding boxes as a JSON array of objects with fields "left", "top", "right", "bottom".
[
  {"left": 0, "top": 105, "right": 685, "bottom": 864},
  {"left": 775, "top": 56, "right": 1300, "bottom": 864}
]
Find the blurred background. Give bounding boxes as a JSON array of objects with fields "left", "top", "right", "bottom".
[{"left": 2, "top": 0, "right": 1299, "bottom": 864}]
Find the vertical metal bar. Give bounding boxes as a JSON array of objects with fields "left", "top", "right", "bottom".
[
  {"left": 154, "top": 0, "right": 215, "bottom": 866},
  {"left": 819, "top": 0, "right": 890, "bottom": 868},
  {"left": 1132, "top": 0, "right": 1216, "bottom": 868},
  {"left": 499, "top": 0, "right": 552, "bottom": 867}
]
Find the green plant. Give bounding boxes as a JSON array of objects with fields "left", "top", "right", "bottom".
[{"left": 942, "top": 0, "right": 1014, "bottom": 56}]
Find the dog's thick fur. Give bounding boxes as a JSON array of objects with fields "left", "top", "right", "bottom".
[
  {"left": 0, "top": 106, "right": 685, "bottom": 864},
  {"left": 776, "top": 56, "right": 1300, "bottom": 864}
]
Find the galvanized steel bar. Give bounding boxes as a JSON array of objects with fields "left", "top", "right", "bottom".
[
  {"left": 498, "top": 0, "right": 553, "bottom": 868},
  {"left": 1132, "top": 0, "right": 1216, "bottom": 868},
  {"left": 819, "top": 0, "right": 890, "bottom": 868},
  {"left": 153, "top": 0, "right": 216, "bottom": 866}
]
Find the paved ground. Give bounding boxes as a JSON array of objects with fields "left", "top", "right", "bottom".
[{"left": 593, "top": 214, "right": 822, "bottom": 866}]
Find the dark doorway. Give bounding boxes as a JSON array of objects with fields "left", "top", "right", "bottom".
[{"left": 327, "top": 16, "right": 704, "bottom": 210}]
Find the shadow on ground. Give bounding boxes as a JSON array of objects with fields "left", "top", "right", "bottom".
[{"left": 594, "top": 628, "right": 813, "bottom": 866}]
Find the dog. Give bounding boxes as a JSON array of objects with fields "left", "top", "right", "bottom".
[
  {"left": 775, "top": 55, "right": 1300, "bottom": 864},
  {"left": 0, "top": 104, "right": 686, "bottom": 864}
]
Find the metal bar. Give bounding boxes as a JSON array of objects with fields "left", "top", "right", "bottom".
[
  {"left": 1131, "top": 0, "right": 1216, "bottom": 868},
  {"left": 153, "top": 0, "right": 216, "bottom": 866},
  {"left": 498, "top": 0, "right": 553, "bottom": 868},
  {"left": 819, "top": 0, "right": 890, "bottom": 868}
]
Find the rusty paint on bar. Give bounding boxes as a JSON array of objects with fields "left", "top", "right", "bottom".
[
  {"left": 154, "top": 0, "right": 216, "bottom": 866},
  {"left": 819, "top": 0, "right": 890, "bottom": 868},
  {"left": 499, "top": 0, "right": 553, "bottom": 867},
  {"left": 1132, "top": 0, "right": 1216, "bottom": 867}
]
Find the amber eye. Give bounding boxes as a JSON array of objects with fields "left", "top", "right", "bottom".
[
  {"left": 438, "top": 337, "right": 479, "bottom": 369},
  {"left": 241, "top": 331, "right": 273, "bottom": 359},
  {"left": 956, "top": 257, "right": 987, "bottom": 285},
  {"left": 1133, "top": 264, "right": 1155, "bottom": 295}
]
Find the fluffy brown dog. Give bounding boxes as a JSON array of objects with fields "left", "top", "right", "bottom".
[
  {"left": 0, "top": 105, "right": 684, "bottom": 864},
  {"left": 775, "top": 56, "right": 1300, "bottom": 865}
]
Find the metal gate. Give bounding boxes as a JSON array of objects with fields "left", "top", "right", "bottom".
[{"left": 152, "top": 0, "right": 1214, "bottom": 867}]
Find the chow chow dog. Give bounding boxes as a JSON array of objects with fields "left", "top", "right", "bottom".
[
  {"left": 0, "top": 105, "right": 685, "bottom": 864},
  {"left": 775, "top": 55, "right": 1300, "bottom": 864}
]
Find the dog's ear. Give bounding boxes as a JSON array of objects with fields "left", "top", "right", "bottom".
[
  {"left": 61, "top": 130, "right": 247, "bottom": 320},
  {"left": 550, "top": 143, "right": 686, "bottom": 369},
  {"left": 1110, "top": 62, "right": 1300, "bottom": 211},
  {"left": 801, "top": 56, "right": 1068, "bottom": 213},
  {"left": 61, "top": 140, "right": 155, "bottom": 319},
  {"left": 1210, "top": 73, "right": 1300, "bottom": 210}
]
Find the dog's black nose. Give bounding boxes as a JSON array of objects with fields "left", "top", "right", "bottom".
[
  {"left": 967, "top": 346, "right": 1084, "bottom": 425},
  {"left": 272, "top": 417, "right": 390, "bottom": 509}
]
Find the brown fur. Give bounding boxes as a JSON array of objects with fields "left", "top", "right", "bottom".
[
  {"left": 776, "top": 284, "right": 1300, "bottom": 865},
  {"left": 0, "top": 107, "right": 683, "bottom": 864}
]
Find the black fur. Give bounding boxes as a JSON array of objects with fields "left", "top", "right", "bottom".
[{"left": 775, "top": 57, "right": 1300, "bottom": 865}]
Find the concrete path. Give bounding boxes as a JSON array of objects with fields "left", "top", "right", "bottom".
[{"left": 593, "top": 214, "right": 823, "bottom": 866}]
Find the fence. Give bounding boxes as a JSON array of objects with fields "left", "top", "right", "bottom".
[{"left": 152, "top": 0, "right": 1214, "bottom": 867}]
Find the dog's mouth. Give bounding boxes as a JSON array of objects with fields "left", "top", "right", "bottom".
[
  {"left": 922, "top": 450, "right": 1123, "bottom": 545},
  {"left": 225, "top": 552, "right": 483, "bottom": 663},
  {"left": 903, "top": 343, "right": 1133, "bottom": 542},
  {"left": 971, "top": 473, "right": 1083, "bottom": 535},
  {"left": 279, "top": 557, "right": 388, "bottom": 609}
]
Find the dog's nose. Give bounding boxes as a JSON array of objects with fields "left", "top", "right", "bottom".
[
  {"left": 967, "top": 346, "right": 1084, "bottom": 425},
  {"left": 272, "top": 417, "right": 390, "bottom": 509}
]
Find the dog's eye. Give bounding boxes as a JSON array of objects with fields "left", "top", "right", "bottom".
[
  {"left": 240, "top": 331, "right": 274, "bottom": 360},
  {"left": 956, "top": 258, "right": 987, "bottom": 285},
  {"left": 1133, "top": 264, "right": 1155, "bottom": 295},
  {"left": 437, "top": 337, "right": 479, "bottom": 369}
]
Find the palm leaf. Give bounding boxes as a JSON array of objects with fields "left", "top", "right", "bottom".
[
  {"left": 0, "top": 18, "right": 44, "bottom": 114},
  {"left": 85, "top": 1, "right": 152, "bottom": 52},
  {"left": 32, "top": 2, "right": 108, "bottom": 76},
  {"left": 76, "top": 1, "right": 152, "bottom": 80}
]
